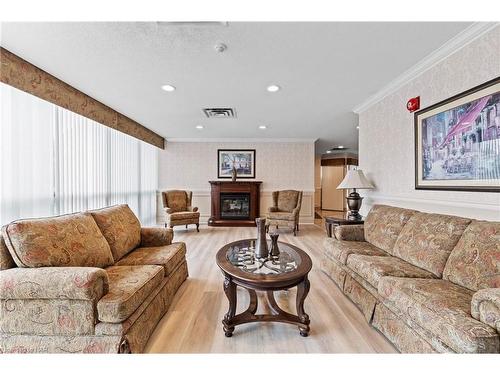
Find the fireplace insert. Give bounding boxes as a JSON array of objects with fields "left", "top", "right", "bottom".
[{"left": 220, "top": 193, "right": 250, "bottom": 220}]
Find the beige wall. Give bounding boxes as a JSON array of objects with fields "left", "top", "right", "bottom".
[
  {"left": 157, "top": 140, "right": 316, "bottom": 224},
  {"left": 358, "top": 26, "right": 500, "bottom": 220}
]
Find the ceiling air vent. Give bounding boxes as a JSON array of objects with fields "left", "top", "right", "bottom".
[{"left": 203, "top": 108, "right": 237, "bottom": 118}]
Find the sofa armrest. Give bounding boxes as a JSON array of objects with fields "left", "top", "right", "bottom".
[
  {"left": 471, "top": 288, "right": 500, "bottom": 332},
  {"left": 140, "top": 227, "right": 174, "bottom": 247},
  {"left": 334, "top": 224, "right": 365, "bottom": 241},
  {"left": 187, "top": 206, "right": 199, "bottom": 212},
  {"left": 268, "top": 206, "right": 279, "bottom": 213},
  {"left": 0, "top": 267, "right": 108, "bottom": 301},
  {"left": 164, "top": 207, "right": 174, "bottom": 214}
]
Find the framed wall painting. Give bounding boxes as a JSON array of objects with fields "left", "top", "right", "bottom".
[
  {"left": 218, "top": 149, "right": 256, "bottom": 179},
  {"left": 414, "top": 77, "right": 500, "bottom": 192}
]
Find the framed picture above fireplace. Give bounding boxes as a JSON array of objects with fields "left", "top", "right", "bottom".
[
  {"left": 218, "top": 149, "right": 256, "bottom": 179},
  {"left": 414, "top": 77, "right": 500, "bottom": 192}
]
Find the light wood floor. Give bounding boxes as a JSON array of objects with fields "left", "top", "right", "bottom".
[{"left": 145, "top": 224, "right": 397, "bottom": 353}]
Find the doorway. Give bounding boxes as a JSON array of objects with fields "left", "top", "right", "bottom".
[{"left": 321, "top": 165, "right": 345, "bottom": 211}]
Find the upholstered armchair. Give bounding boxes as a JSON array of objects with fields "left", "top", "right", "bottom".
[
  {"left": 162, "top": 190, "right": 200, "bottom": 232},
  {"left": 266, "top": 190, "right": 303, "bottom": 236}
]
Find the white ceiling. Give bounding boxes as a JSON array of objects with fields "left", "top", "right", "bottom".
[{"left": 0, "top": 22, "right": 471, "bottom": 153}]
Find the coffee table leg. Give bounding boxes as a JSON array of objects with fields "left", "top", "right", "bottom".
[
  {"left": 222, "top": 276, "right": 237, "bottom": 337},
  {"left": 246, "top": 289, "right": 258, "bottom": 315},
  {"left": 296, "top": 276, "right": 310, "bottom": 337}
]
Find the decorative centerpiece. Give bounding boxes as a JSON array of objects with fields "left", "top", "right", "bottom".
[
  {"left": 269, "top": 232, "right": 280, "bottom": 259},
  {"left": 254, "top": 217, "right": 269, "bottom": 259}
]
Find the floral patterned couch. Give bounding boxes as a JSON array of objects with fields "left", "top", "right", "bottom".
[
  {"left": 0, "top": 204, "right": 188, "bottom": 353},
  {"left": 321, "top": 204, "right": 499, "bottom": 353}
]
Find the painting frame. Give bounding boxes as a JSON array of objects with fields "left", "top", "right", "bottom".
[
  {"left": 414, "top": 77, "right": 500, "bottom": 192},
  {"left": 217, "top": 149, "right": 256, "bottom": 179}
]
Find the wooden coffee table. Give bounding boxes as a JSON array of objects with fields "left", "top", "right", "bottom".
[{"left": 216, "top": 239, "right": 313, "bottom": 337}]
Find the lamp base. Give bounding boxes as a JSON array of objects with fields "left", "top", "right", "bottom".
[{"left": 346, "top": 191, "right": 363, "bottom": 221}]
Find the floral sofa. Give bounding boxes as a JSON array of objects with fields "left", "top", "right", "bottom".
[
  {"left": 321, "top": 204, "right": 499, "bottom": 353},
  {"left": 0, "top": 204, "right": 188, "bottom": 353}
]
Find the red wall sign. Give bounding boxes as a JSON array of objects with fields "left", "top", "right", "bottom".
[{"left": 407, "top": 96, "right": 420, "bottom": 112}]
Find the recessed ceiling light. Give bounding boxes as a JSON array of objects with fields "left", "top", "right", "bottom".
[
  {"left": 258, "top": 125, "right": 267, "bottom": 129},
  {"left": 161, "top": 84, "right": 176, "bottom": 92},
  {"left": 195, "top": 125, "right": 204, "bottom": 129},
  {"left": 337, "top": 145, "right": 345, "bottom": 149},
  {"left": 356, "top": 126, "right": 360, "bottom": 130},
  {"left": 326, "top": 150, "right": 332, "bottom": 154},
  {"left": 267, "top": 85, "right": 280, "bottom": 92}
]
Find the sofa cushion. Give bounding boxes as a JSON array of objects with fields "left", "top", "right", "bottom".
[
  {"left": 1, "top": 213, "right": 114, "bottom": 268},
  {"left": 97, "top": 265, "right": 164, "bottom": 323},
  {"left": 267, "top": 211, "right": 295, "bottom": 221},
  {"left": 115, "top": 242, "right": 187, "bottom": 276},
  {"left": 276, "top": 190, "right": 300, "bottom": 212},
  {"left": 392, "top": 212, "right": 471, "bottom": 277},
  {"left": 323, "top": 237, "right": 387, "bottom": 265},
  {"left": 347, "top": 255, "right": 436, "bottom": 289},
  {"left": 333, "top": 224, "right": 365, "bottom": 241},
  {"left": 364, "top": 205, "right": 417, "bottom": 254},
  {"left": 90, "top": 204, "right": 141, "bottom": 262},
  {"left": 443, "top": 220, "right": 500, "bottom": 291},
  {"left": 169, "top": 211, "right": 200, "bottom": 221},
  {"left": 0, "top": 234, "right": 15, "bottom": 270},
  {"left": 378, "top": 277, "right": 499, "bottom": 353}
]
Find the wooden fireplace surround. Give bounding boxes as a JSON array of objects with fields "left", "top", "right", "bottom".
[{"left": 208, "top": 181, "right": 262, "bottom": 227}]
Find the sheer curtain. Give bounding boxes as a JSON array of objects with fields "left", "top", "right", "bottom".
[
  {"left": 0, "top": 83, "right": 55, "bottom": 223},
  {"left": 0, "top": 83, "right": 158, "bottom": 225}
]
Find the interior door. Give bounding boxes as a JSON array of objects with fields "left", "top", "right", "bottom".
[{"left": 321, "top": 165, "right": 345, "bottom": 211}]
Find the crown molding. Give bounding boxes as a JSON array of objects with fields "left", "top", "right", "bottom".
[
  {"left": 353, "top": 22, "right": 499, "bottom": 114},
  {"left": 166, "top": 137, "right": 317, "bottom": 143}
]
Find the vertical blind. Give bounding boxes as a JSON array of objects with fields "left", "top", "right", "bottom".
[{"left": 0, "top": 83, "right": 158, "bottom": 225}]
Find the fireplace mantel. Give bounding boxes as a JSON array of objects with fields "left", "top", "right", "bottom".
[{"left": 208, "top": 181, "right": 262, "bottom": 227}]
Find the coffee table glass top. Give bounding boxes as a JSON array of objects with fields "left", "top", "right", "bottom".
[{"left": 226, "top": 239, "right": 301, "bottom": 275}]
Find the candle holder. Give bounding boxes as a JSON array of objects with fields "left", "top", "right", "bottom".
[{"left": 269, "top": 232, "right": 280, "bottom": 259}]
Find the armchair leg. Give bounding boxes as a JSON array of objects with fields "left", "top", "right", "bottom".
[
  {"left": 196, "top": 223, "right": 199, "bottom": 232},
  {"left": 186, "top": 224, "right": 188, "bottom": 229}
]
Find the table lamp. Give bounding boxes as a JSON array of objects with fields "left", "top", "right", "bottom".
[{"left": 337, "top": 169, "right": 374, "bottom": 220}]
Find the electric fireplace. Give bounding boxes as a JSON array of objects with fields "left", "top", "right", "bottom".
[
  {"left": 220, "top": 193, "right": 250, "bottom": 219},
  {"left": 208, "top": 181, "right": 262, "bottom": 226}
]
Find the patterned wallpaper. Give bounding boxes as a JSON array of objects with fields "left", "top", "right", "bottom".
[
  {"left": 358, "top": 26, "right": 500, "bottom": 220},
  {"left": 158, "top": 141, "right": 315, "bottom": 192}
]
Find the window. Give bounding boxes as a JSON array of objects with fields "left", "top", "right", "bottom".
[{"left": 0, "top": 83, "right": 158, "bottom": 225}]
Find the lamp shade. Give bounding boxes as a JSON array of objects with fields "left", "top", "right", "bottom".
[{"left": 337, "top": 169, "right": 374, "bottom": 190}]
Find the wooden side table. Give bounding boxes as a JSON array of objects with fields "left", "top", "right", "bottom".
[{"left": 325, "top": 216, "right": 364, "bottom": 237}]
